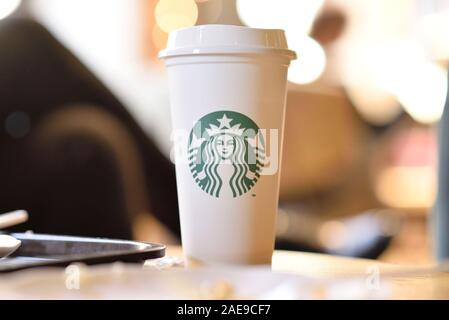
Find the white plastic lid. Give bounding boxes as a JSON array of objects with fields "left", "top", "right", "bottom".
[{"left": 158, "top": 24, "right": 296, "bottom": 60}]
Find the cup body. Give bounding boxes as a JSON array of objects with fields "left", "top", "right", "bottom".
[{"left": 161, "top": 25, "right": 295, "bottom": 265}]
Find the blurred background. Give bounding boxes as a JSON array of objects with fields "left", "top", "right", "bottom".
[{"left": 1, "top": 0, "right": 449, "bottom": 265}]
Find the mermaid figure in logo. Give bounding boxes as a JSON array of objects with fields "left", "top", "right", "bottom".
[{"left": 189, "top": 114, "right": 265, "bottom": 198}]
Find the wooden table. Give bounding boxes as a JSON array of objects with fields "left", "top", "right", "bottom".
[
  {"left": 166, "top": 247, "right": 449, "bottom": 299},
  {"left": 1, "top": 246, "right": 447, "bottom": 299},
  {"left": 167, "top": 246, "right": 397, "bottom": 276}
]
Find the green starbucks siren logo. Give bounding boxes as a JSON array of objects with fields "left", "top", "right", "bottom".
[{"left": 188, "top": 110, "right": 266, "bottom": 198}]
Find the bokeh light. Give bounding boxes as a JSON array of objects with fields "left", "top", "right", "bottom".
[
  {"left": 236, "top": 0, "right": 325, "bottom": 85},
  {"left": 418, "top": 10, "right": 449, "bottom": 61},
  {"left": 155, "top": 0, "right": 198, "bottom": 34},
  {"left": 395, "top": 62, "right": 447, "bottom": 124},
  {"left": 0, "top": 0, "right": 21, "bottom": 20},
  {"left": 236, "top": 0, "right": 324, "bottom": 34},
  {"left": 343, "top": 42, "right": 448, "bottom": 124},
  {"left": 318, "top": 221, "right": 346, "bottom": 250},
  {"left": 287, "top": 36, "right": 326, "bottom": 85},
  {"left": 346, "top": 85, "right": 401, "bottom": 125},
  {"left": 374, "top": 127, "right": 437, "bottom": 209},
  {"left": 375, "top": 166, "right": 436, "bottom": 209},
  {"left": 152, "top": 24, "right": 169, "bottom": 51},
  {"left": 342, "top": 44, "right": 406, "bottom": 125}
]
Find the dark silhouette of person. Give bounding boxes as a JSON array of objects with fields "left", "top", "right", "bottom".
[{"left": 0, "top": 18, "right": 180, "bottom": 239}]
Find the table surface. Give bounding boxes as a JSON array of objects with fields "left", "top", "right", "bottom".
[
  {"left": 167, "top": 246, "right": 403, "bottom": 276},
  {"left": 0, "top": 246, "right": 447, "bottom": 299},
  {"left": 166, "top": 246, "right": 449, "bottom": 299}
]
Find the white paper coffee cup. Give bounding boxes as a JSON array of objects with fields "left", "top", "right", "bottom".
[{"left": 159, "top": 25, "right": 296, "bottom": 265}]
